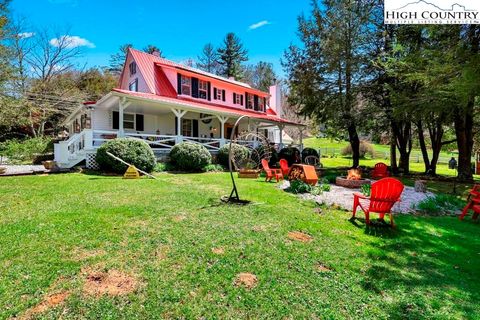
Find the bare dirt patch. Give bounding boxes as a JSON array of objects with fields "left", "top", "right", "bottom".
[
  {"left": 211, "top": 247, "right": 224, "bottom": 255},
  {"left": 155, "top": 244, "right": 170, "bottom": 260},
  {"left": 21, "top": 291, "right": 70, "bottom": 319},
  {"left": 233, "top": 273, "right": 258, "bottom": 289},
  {"left": 287, "top": 231, "right": 313, "bottom": 243},
  {"left": 83, "top": 269, "right": 138, "bottom": 297},
  {"left": 251, "top": 225, "right": 266, "bottom": 232},
  {"left": 173, "top": 215, "right": 186, "bottom": 222},
  {"left": 316, "top": 263, "right": 332, "bottom": 272}
]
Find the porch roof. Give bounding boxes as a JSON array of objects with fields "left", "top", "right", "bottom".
[{"left": 111, "top": 88, "right": 304, "bottom": 127}]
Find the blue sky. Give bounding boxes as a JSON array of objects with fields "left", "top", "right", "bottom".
[{"left": 12, "top": 0, "right": 312, "bottom": 77}]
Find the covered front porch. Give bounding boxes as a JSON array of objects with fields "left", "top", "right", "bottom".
[{"left": 55, "top": 91, "right": 304, "bottom": 168}]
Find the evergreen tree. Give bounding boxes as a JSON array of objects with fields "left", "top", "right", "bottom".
[
  {"left": 217, "top": 33, "right": 248, "bottom": 80},
  {"left": 109, "top": 43, "right": 132, "bottom": 75},
  {"left": 196, "top": 43, "right": 219, "bottom": 74}
]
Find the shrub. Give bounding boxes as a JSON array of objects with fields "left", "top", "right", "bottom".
[
  {"left": 217, "top": 143, "right": 249, "bottom": 169},
  {"left": 279, "top": 147, "right": 301, "bottom": 166},
  {"left": 286, "top": 180, "right": 312, "bottom": 194},
  {"left": 301, "top": 148, "right": 319, "bottom": 162},
  {"left": 169, "top": 142, "right": 212, "bottom": 172},
  {"left": 0, "top": 137, "right": 53, "bottom": 164},
  {"left": 153, "top": 162, "right": 175, "bottom": 172},
  {"left": 415, "top": 194, "right": 466, "bottom": 215},
  {"left": 96, "top": 138, "right": 156, "bottom": 173},
  {"left": 251, "top": 145, "right": 277, "bottom": 168},
  {"left": 340, "top": 141, "right": 374, "bottom": 158},
  {"left": 323, "top": 174, "right": 338, "bottom": 184},
  {"left": 203, "top": 164, "right": 224, "bottom": 172},
  {"left": 361, "top": 183, "right": 371, "bottom": 197}
]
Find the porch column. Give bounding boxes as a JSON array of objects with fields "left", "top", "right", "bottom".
[
  {"left": 278, "top": 124, "right": 284, "bottom": 150},
  {"left": 216, "top": 115, "right": 229, "bottom": 146},
  {"left": 171, "top": 108, "right": 187, "bottom": 144},
  {"left": 118, "top": 97, "right": 131, "bottom": 138}
]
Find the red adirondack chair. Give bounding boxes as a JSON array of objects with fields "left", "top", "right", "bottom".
[
  {"left": 261, "top": 159, "right": 283, "bottom": 182},
  {"left": 371, "top": 162, "right": 390, "bottom": 179},
  {"left": 352, "top": 178, "right": 404, "bottom": 227},
  {"left": 459, "top": 184, "right": 480, "bottom": 220},
  {"left": 279, "top": 159, "right": 290, "bottom": 176}
]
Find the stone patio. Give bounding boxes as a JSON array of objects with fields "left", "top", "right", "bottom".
[{"left": 279, "top": 180, "right": 434, "bottom": 214}]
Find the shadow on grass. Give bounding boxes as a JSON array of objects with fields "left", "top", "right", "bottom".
[{"left": 359, "top": 216, "right": 480, "bottom": 318}]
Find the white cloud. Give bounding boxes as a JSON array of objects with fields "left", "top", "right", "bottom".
[
  {"left": 18, "top": 32, "right": 35, "bottom": 39},
  {"left": 248, "top": 20, "right": 271, "bottom": 30},
  {"left": 49, "top": 35, "right": 95, "bottom": 49}
]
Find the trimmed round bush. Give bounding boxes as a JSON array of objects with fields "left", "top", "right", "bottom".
[
  {"left": 301, "top": 148, "right": 319, "bottom": 162},
  {"left": 169, "top": 142, "right": 212, "bottom": 171},
  {"left": 279, "top": 147, "right": 301, "bottom": 166},
  {"left": 96, "top": 138, "right": 156, "bottom": 173},
  {"left": 217, "top": 143, "right": 249, "bottom": 168}
]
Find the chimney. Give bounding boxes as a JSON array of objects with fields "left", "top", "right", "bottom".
[
  {"left": 152, "top": 50, "right": 161, "bottom": 57},
  {"left": 269, "top": 83, "right": 282, "bottom": 117}
]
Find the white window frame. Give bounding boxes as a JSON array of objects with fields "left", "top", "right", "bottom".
[
  {"left": 182, "top": 118, "right": 193, "bottom": 137},
  {"left": 198, "top": 80, "right": 208, "bottom": 99},
  {"left": 235, "top": 93, "right": 242, "bottom": 105},
  {"left": 215, "top": 88, "right": 223, "bottom": 100},
  {"left": 258, "top": 97, "right": 265, "bottom": 111},
  {"left": 123, "top": 113, "right": 135, "bottom": 130},
  {"left": 247, "top": 94, "right": 254, "bottom": 109},
  {"left": 181, "top": 75, "right": 191, "bottom": 96}
]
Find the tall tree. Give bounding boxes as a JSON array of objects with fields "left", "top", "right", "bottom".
[
  {"left": 243, "top": 61, "right": 276, "bottom": 92},
  {"left": 143, "top": 44, "right": 163, "bottom": 57},
  {"left": 109, "top": 43, "right": 132, "bottom": 75},
  {"left": 284, "top": 0, "right": 376, "bottom": 168},
  {"left": 217, "top": 33, "right": 248, "bottom": 80},
  {"left": 196, "top": 43, "right": 219, "bottom": 74}
]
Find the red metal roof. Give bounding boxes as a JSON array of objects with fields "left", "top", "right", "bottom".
[
  {"left": 111, "top": 88, "right": 302, "bottom": 126},
  {"left": 126, "top": 48, "right": 268, "bottom": 96},
  {"left": 154, "top": 64, "right": 177, "bottom": 98}
]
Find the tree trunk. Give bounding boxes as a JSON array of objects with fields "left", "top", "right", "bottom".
[
  {"left": 348, "top": 123, "right": 360, "bottom": 168},
  {"left": 390, "top": 130, "right": 398, "bottom": 174},
  {"left": 392, "top": 120, "right": 412, "bottom": 174},
  {"left": 416, "top": 120, "right": 430, "bottom": 174},
  {"left": 454, "top": 103, "right": 474, "bottom": 181}
]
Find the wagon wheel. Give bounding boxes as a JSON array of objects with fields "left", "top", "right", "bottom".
[{"left": 304, "top": 155, "right": 322, "bottom": 168}]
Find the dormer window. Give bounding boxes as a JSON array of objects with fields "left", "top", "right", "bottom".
[
  {"left": 199, "top": 80, "right": 208, "bottom": 99},
  {"left": 258, "top": 97, "right": 265, "bottom": 111},
  {"left": 181, "top": 75, "right": 191, "bottom": 95},
  {"left": 129, "top": 62, "right": 136, "bottom": 76},
  {"left": 246, "top": 93, "right": 254, "bottom": 109},
  {"left": 233, "top": 93, "right": 243, "bottom": 105}
]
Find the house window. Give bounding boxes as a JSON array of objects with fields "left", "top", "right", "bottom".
[
  {"left": 129, "top": 62, "right": 136, "bottom": 76},
  {"left": 199, "top": 80, "right": 208, "bottom": 99},
  {"left": 247, "top": 94, "right": 254, "bottom": 109},
  {"left": 129, "top": 79, "right": 138, "bottom": 92},
  {"left": 258, "top": 97, "right": 265, "bottom": 111},
  {"left": 181, "top": 75, "right": 191, "bottom": 95},
  {"left": 123, "top": 113, "right": 135, "bottom": 129},
  {"left": 182, "top": 119, "right": 192, "bottom": 136},
  {"left": 214, "top": 88, "right": 225, "bottom": 101},
  {"left": 234, "top": 93, "right": 242, "bottom": 105}
]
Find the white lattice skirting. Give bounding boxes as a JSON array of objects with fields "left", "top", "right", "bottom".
[{"left": 86, "top": 152, "right": 100, "bottom": 170}]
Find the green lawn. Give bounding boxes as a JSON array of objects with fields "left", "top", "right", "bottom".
[{"left": 1, "top": 173, "right": 480, "bottom": 319}]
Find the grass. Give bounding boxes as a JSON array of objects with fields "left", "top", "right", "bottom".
[{"left": 1, "top": 172, "right": 480, "bottom": 319}]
